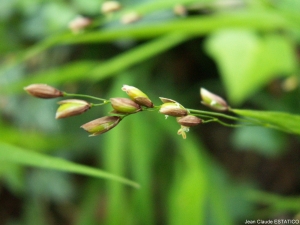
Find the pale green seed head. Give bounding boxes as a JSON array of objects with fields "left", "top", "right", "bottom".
[
  {"left": 110, "top": 98, "right": 141, "bottom": 114},
  {"left": 200, "top": 88, "right": 228, "bottom": 111},
  {"left": 56, "top": 99, "right": 90, "bottom": 119},
  {"left": 159, "top": 102, "right": 188, "bottom": 117},
  {"left": 81, "top": 116, "right": 121, "bottom": 136},
  {"left": 122, "top": 85, "right": 153, "bottom": 108}
]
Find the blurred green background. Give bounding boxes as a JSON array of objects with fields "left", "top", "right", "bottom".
[{"left": 1, "top": 0, "right": 300, "bottom": 224}]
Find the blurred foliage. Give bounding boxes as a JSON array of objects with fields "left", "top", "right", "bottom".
[{"left": 1, "top": 0, "right": 300, "bottom": 225}]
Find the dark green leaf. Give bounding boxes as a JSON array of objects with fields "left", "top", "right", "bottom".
[
  {"left": 232, "top": 109, "right": 300, "bottom": 135},
  {"left": 205, "top": 30, "right": 296, "bottom": 105},
  {"left": 0, "top": 141, "right": 140, "bottom": 188}
]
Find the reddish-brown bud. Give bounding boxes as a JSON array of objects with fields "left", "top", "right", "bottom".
[
  {"left": 200, "top": 88, "right": 228, "bottom": 111},
  {"left": 176, "top": 115, "right": 202, "bottom": 127},
  {"left": 24, "top": 84, "right": 63, "bottom": 99},
  {"left": 159, "top": 102, "right": 188, "bottom": 117},
  {"left": 81, "top": 116, "right": 121, "bottom": 136},
  {"left": 56, "top": 99, "right": 91, "bottom": 119},
  {"left": 110, "top": 98, "right": 141, "bottom": 114}
]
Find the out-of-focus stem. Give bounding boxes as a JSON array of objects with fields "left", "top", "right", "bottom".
[{"left": 63, "top": 92, "right": 108, "bottom": 102}]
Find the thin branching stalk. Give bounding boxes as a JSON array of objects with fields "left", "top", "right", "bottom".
[{"left": 63, "top": 92, "right": 108, "bottom": 102}]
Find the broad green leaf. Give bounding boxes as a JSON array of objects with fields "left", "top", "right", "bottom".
[
  {"left": 205, "top": 29, "right": 297, "bottom": 105},
  {"left": 232, "top": 109, "right": 300, "bottom": 135},
  {"left": 0, "top": 141, "right": 140, "bottom": 188}
]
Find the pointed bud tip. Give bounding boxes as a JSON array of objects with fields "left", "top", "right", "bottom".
[
  {"left": 121, "top": 84, "right": 130, "bottom": 91},
  {"left": 159, "top": 97, "right": 178, "bottom": 104},
  {"left": 200, "top": 88, "right": 228, "bottom": 111}
]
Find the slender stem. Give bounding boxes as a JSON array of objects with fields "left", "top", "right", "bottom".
[
  {"left": 145, "top": 105, "right": 265, "bottom": 129},
  {"left": 202, "top": 119, "right": 216, "bottom": 123},
  {"left": 193, "top": 114, "right": 216, "bottom": 120},
  {"left": 188, "top": 109, "right": 242, "bottom": 121},
  {"left": 202, "top": 117, "right": 249, "bottom": 128},
  {"left": 142, "top": 105, "right": 161, "bottom": 112},
  {"left": 63, "top": 92, "right": 108, "bottom": 102},
  {"left": 91, "top": 102, "right": 110, "bottom": 107},
  {"left": 188, "top": 109, "right": 264, "bottom": 126}
]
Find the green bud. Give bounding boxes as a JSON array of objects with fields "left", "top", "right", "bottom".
[
  {"left": 159, "top": 102, "right": 188, "bottom": 117},
  {"left": 176, "top": 115, "right": 202, "bottom": 127},
  {"left": 110, "top": 98, "right": 141, "bottom": 114},
  {"left": 81, "top": 116, "right": 121, "bottom": 136},
  {"left": 121, "top": 85, "right": 153, "bottom": 108},
  {"left": 24, "top": 84, "right": 63, "bottom": 99},
  {"left": 200, "top": 88, "right": 228, "bottom": 111},
  {"left": 56, "top": 99, "right": 91, "bottom": 119}
]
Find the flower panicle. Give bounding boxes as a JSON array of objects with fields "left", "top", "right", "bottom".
[{"left": 24, "top": 83, "right": 213, "bottom": 139}]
